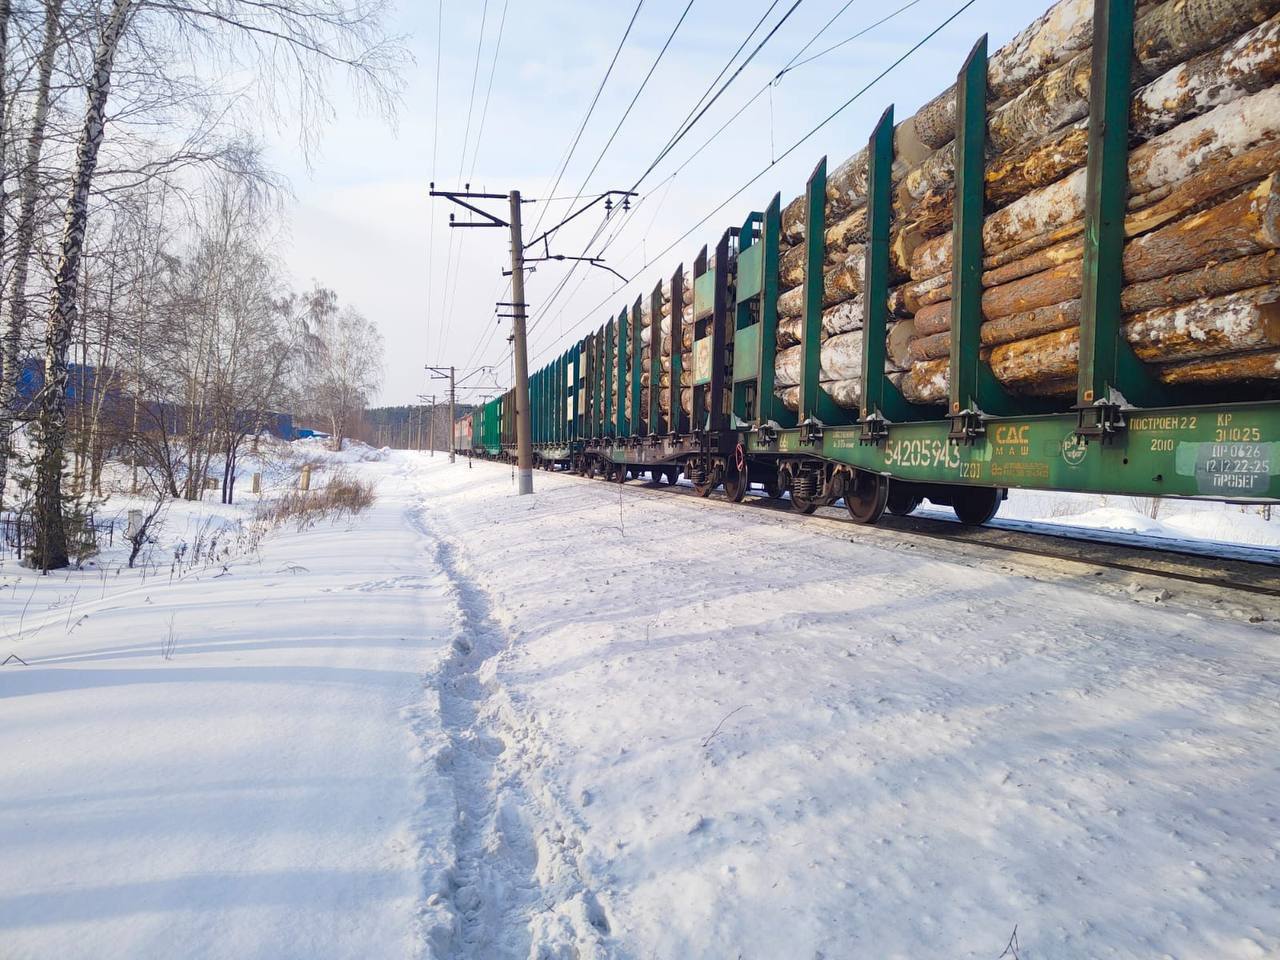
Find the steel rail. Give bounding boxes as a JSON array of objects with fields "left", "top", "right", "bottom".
[{"left": 552, "top": 466, "right": 1280, "bottom": 601}]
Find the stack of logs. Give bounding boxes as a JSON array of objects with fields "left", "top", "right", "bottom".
[
  {"left": 771, "top": 0, "right": 1280, "bottom": 412},
  {"left": 640, "top": 274, "right": 695, "bottom": 417}
]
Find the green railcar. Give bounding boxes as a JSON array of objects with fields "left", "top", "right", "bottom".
[{"left": 473, "top": 0, "right": 1280, "bottom": 523}]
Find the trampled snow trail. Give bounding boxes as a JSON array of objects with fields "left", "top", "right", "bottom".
[
  {"left": 414, "top": 458, "right": 1280, "bottom": 960},
  {"left": 0, "top": 451, "right": 459, "bottom": 960},
  {"left": 414, "top": 497, "right": 611, "bottom": 959},
  {"left": 7, "top": 450, "right": 1276, "bottom": 958}
]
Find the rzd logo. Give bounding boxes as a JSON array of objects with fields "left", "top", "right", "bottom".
[{"left": 1061, "top": 434, "right": 1088, "bottom": 466}]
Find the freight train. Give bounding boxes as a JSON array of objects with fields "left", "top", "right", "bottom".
[{"left": 454, "top": 0, "right": 1280, "bottom": 525}]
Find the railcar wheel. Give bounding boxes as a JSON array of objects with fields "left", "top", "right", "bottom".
[
  {"left": 692, "top": 479, "right": 714, "bottom": 497},
  {"left": 723, "top": 471, "right": 748, "bottom": 503},
  {"left": 952, "top": 486, "right": 1002, "bottom": 525},
  {"left": 886, "top": 484, "right": 922, "bottom": 517},
  {"left": 663, "top": 467, "right": 680, "bottom": 485},
  {"left": 763, "top": 478, "right": 783, "bottom": 499},
  {"left": 845, "top": 471, "right": 889, "bottom": 525},
  {"left": 790, "top": 494, "right": 818, "bottom": 515}
]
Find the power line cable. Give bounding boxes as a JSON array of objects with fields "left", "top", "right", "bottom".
[
  {"left": 437, "top": 0, "right": 492, "bottom": 360},
  {"left": 515, "top": 0, "right": 700, "bottom": 350},
  {"left": 525, "top": 0, "right": 930, "bottom": 347},
  {"left": 777, "top": 0, "right": 928, "bottom": 78},
  {"left": 631, "top": 0, "right": 806, "bottom": 191},
  {"left": 523, "top": 0, "right": 979, "bottom": 372},
  {"left": 524, "top": 0, "right": 807, "bottom": 340},
  {"left": 468, "top": 0, "right": 510, "bottom": 181},
  {"left": 523, "top": 0, "right": 647, "bottom": 244},
  {"left": 549, "top": 0, "right": 697, "bottom": 237},
  {"left": 425, "top": 0, "right": 443, "bottom": 365},
  {"left": 774, "top": 0, "right": 861, "bottom": 76}
]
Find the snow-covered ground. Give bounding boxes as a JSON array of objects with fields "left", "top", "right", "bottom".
[
  {"left": 1001, "top": 488, "right": 1280, "bottom": 551},
  {"left": 1, "top": 450, "right": 458, "bottom": 958},
  {"left": 4, "top": 451, "right": 1279, "bottom": 959}
]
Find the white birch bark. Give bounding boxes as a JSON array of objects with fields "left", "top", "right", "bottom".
[{"left": 30, "top": 0, "right": 135, "bottom": 569}]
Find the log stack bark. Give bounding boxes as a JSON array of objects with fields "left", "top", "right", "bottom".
[
  {"left": 640, "top": 0, "right": 1280, "bottom": 416},
  {"left": 879, "top": 0, "right": 1280, "bottom": 404}
]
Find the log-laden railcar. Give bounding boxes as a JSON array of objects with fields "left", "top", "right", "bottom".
[{"left": 457, "top": 0, "right": 1280, "bottom": 524}]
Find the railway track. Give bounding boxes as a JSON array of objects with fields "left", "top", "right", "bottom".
[{"left": 557, "top": 467, "right": 1280, "bottom": 611}]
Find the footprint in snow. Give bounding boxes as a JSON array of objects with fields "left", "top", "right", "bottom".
[{"left": 343, "top": 575, "right": 432, "bottom": 592}]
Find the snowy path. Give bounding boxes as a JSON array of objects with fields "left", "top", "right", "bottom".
[
  {"left": 5, "top": 452, "right": 1279, "bottom": 959},
  {"left": 419, "top": 497, "right": 612, "bottom": 959},
  {"left": 418, "top": 458, "right": 1280, "bottom": 960},
  {"left": 1, "top": 457, "right": 457, "bottom": 959}
]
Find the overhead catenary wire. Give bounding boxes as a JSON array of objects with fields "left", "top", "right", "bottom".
[
  {"left": 523, "top": 0, "right": 807, "bottom": 345},
  {"left": 459, "top": 0, "right": 649, "bottom": 379},
  {"left": 778, "top": 0, "right": 928, "bottom": 78},
  {"left": 551, "top": 0, "right": 931, "bottom": 311},
  {"left": 522, "top": 0, "right": 647, "bottom": 245},
  {"left": 773, "top": 0, "right": 862, "bottom": 76},
  {"left": 522, "top": 0, "right": 980, "bottom": 373},
  {"left": 629, "top": 0, "right": 807, "bottom": 191},
  {"left": 534, "top": 0, "right": 697, "bottom": 251},
  {"left": 425, "top": 0, "right": 444, "bottom": 369},
  {"left": 470, "top": 0, "right": 699, "bottom": 375},
  {"left": 437, "top": 0, "right": 492, "bottom": 361},
  {"left": 592, "top": 0, "right": 932, "bottom": 271},
  {"left": 513, "top": 0, "right": 703, "bottom": 353},
  {"left": 467, "top": 0, "right": 510, "bottom": 182}
]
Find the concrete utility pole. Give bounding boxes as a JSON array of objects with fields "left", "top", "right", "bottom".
[
  {"left": 425, "top": 368, "right": 457, "bottom": 463},
  {"left": 508, "top": 191, "right": 533, "bottom": 494},
  {"left": 416, "top": 393, "right": 437, "bottom": 455},
  {"left": 428, "top": 183, "right": 634, "bottom": 496}
]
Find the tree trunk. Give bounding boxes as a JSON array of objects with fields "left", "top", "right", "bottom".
[
  {"left": 886, "top": 320, "right": 917, "bottom": 371},
  {"left": 0, "top": 0, "right": 11, "bottom": 508},
  {"left": 982, "top": 300, "right": 1083, "bottom": 348},
  {"left": 777, "top": 254, "right": 864, "bottom": 318},
  {"left": 913, "top": 300, "right": 952, "bottom": 337},
  {"left": 908, "top": 330, "right": 953, "bottom": 363},
  {"left": 778, "top": 377, "right": 862, "bottom": 413},
  {"left": 986, "top": 0, "right": 1280, "bottom": 157},
  {"left": 1158, "top": 348, "right": 1280, "bottom": 383},
  {"left": 982, "top": 288, "right": 1280, "bottom": 387},
  {"left": 911, "top": 84, "right": 1280, "bottom": 281},
  {"left": 782, "top": 0, "right": 1248, "bottom": 243},
  {"left": 912, "top": 170, "right": 1280, "bottom": 336},
  {"left": 30, "top": 0, "right": 135, "bottom": 570},
  {"left": 0, "top": 0, "right": 63, "bottom": 511},
  {"left": 774, "top": 331, "right": 864, "bottom": 388},
  {"left": 899, "top": 10, "right": 1280, "bottom": 239},
  {"left": 899, "top": 358, "right": 950, "bottom": 405}
]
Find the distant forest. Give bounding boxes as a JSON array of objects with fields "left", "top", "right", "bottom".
[{"left": 355, "top": 404, "right": 476, "bottom": 451}]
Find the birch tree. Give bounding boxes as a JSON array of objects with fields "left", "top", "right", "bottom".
[
  {"left": 25, "top": 0, "right": 403, "bottom": 568},
  {"left": 0, "top": 0, "right": 12, "bottom": 504},
  {"left": 29, "top": 0, "right": 133, "bottom": 569}
]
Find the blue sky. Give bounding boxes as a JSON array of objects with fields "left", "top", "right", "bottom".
[{"left": 267, "top": 0, "right": 1034, "bottom": 406}]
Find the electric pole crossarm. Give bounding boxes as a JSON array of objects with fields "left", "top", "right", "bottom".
[
  {"left": 428, "top": 188, "right": 509, "bottom": 228},
  {"left": 523, "top": 190, "right": 638, "bottom": 252}
]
